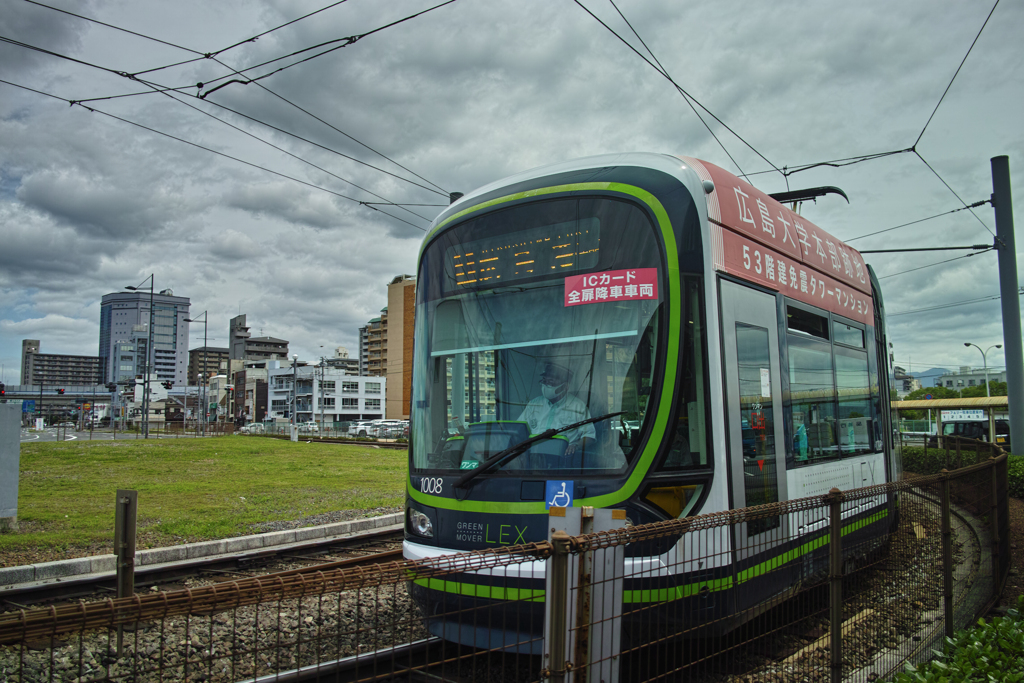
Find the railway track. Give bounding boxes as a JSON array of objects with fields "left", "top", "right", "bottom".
[{"left": 0, "top": 528, "right": 404, "bottom": 611}]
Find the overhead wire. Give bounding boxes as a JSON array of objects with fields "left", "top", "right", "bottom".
[
  {"left": 914, "top": 0, "right": 1000, "bottom": 148},
  {"left": 0, "top": 78, "right": 427, "bottom": 231},
  {"left": 19, "top": 0, "right": 450, "bottom": 196},
  {"left": 604, "top": 0, "right": 748, "bottom": 180},
  {"left": 573, "top": 0, "right": 781, "bottom": 179},
  {"left": 844, "top": 200, "right": 990, "bottom": 243},
  {"left": 913, "top": 150, "right": 995, "bottom": 237},
  {"left": 876, "top": 247, "right": 994, "bottom": 280}
]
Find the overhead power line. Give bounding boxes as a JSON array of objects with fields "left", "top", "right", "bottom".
[
  {"left": 876, "top": 247, "right": 994, "bottom": 280},
  {"left": 573, "top": 0, "right": 780, "bottom": 179},
  {"left": 845, "top": 200, "right": 990, "bottom": 242},
  {"left": 0, "top": 78, "right": 427, "bottom": 231},
  {"left": 17, "top": 0, "right": 450, "bottom": 196},
  {"left": 914, "top": 0, "right": 1000, "bottom": 147}
]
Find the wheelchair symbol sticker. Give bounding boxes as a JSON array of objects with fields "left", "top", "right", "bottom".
[{"left": 545, "top": 480, "right": 574, "bottom": 509}]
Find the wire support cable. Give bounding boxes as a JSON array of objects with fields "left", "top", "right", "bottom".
[
  {"left": 914, "top": 0, "right": 1000, "bottom": 147},
  {"left": 574, "top": 0, "right": 779, "bottom": 179},
  {"left": 876, "top": 246, "right": 994, "bottom": 280},
  {"left": 604, "top": 0, "right": 748, "bottom": 179},
  {"left": 844, "top": 200, "right": 990, "bottom": 243},
  {"left": 0, "top": 78, "right": 426, "bottom": 231},
  {"left": 13, "top": 1, "right": 450, "bottom": 196},
  {"left": 887, "top": 289, "right": 1022, "bottom": 318},
  {"left": 914, "top": 150, "right": 995, "bottom": 237}
]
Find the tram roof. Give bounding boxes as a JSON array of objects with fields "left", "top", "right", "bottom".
[{"left": 890, "top": 396, "right": 1009, "bottom": 410}]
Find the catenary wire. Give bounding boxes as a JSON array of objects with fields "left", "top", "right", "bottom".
[
  {"left": 876, "top": 247, "right": 993, "bottom": 280},
  {"left": 12, "top": 2, "right": 450, "bottom": 196},
  {"left": 0, "top": 30, "right": 447, "bottom": 198},
  {"left": 605, "top": 0, "right": 748, "bottom": 180},
  {"left": 888, "top": 294, "right": 1002, "bottom": 317},
  {"left": 914, "top": 0, "right": 1000, "bottom": 147},
  {"left": 914, "top": 150, "right": 994, "bottom": 237},
  {"left": 152, "top": 87, "right": 434, "bottom": 222},
  {"left": 0, "top": 78, "right": 427, "bottom": 231},
  {"left": 742, "top": 148, "right": 916, "bottom": 178},
  {"left": 573, "top": 0, "right": 780, "bottom": 178},
  {"left": 844, "top": 200, "right": 990, "bottom": 242}
]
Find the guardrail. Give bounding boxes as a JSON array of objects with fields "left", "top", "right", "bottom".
[{"left": 0, "top": 446, "right": 1008, "bottom": 682}]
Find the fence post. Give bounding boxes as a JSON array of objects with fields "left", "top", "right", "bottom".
[
  {"left": 829, "top": 487, "right": 843, "bottom": 683},
  {"left": 989, "top": 457, "right": 1001, "bottom": 578},
  {"left": 940, "top": 471, "right": 954, "bottom": 638},
  {"left": 546, "top": 530, "right": 571, "bottom": 683},
  {"left": 955, "top": 438, "right": 962, "bottom": 468},
  {"left": 114, "top": 489, "right": 138, "bottom": 656}
]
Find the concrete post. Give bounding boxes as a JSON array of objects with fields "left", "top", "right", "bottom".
[
  {"left": 828, "top": 488, "right": 843, "bottom": 683},
  {"left": 0, "top": 405, "right": 20, "bottom": 533},
  {"left": 991, "top": 157, "right": 1023, "bottom": 454}
]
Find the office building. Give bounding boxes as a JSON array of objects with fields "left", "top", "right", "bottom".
[
  {"left": 936, "top": 366, "right": 1007, "bottom": 392},
  {"left": 266, "top": 361, "right": 385, "bottom": 424},
  {"left": 188, "top": 347, "right": 230, "bottom": 386},
  {"left": 20, "top": 339, "right": 102, "bottom": 386},
  {"left": 99, "top": 289, "right": 190, "bottom": 385}
]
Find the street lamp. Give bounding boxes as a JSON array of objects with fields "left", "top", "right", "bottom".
[
  {"left": 185, "top": 312, "right": 208, "bottom": 436},
  {"left": 964, "top": 342, "right": 1002, "bottom": 398},
  {"left": 291, "top": 354, "right": 299, "bottom": 442},
  {"left": 126, "top": 275, "right": 155, "bottom": 439}
]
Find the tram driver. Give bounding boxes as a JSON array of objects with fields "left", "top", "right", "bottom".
[{"left": 518, "top": 361, "right": 596, "bottom": 456}]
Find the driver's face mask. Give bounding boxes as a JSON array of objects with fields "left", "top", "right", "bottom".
[{"left": 541, "top": 382, "right": 565, "bottom": 402}]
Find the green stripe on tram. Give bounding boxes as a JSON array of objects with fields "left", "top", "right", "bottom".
[
  {"left": 409, "top": 181, "right": 682, "bottom": 514},
  {"left": 414, "top": 508, "right": 889, "bottom": 605}
]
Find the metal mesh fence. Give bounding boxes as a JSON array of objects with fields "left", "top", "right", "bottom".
[{"left": 0, "top": 450, "right": 1009, "bottom": 682}]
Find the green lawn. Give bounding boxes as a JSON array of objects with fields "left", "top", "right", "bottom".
[{"left": 3, "top": 437, "right": 407, "bottom": 553}]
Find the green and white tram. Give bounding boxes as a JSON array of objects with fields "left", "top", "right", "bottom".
[{"left": 404, "top": 153, "right": 897, "bottom": 652}]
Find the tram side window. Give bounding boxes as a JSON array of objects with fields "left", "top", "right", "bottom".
[
  {"left": 660, "top": 279, "right": 708, "bottom": 470},
  {"left": 787, "top": 307, "right": 837, "bottom": 461},
  {"left": 835, "top": 344, "right": 872, "bottom": 457}
]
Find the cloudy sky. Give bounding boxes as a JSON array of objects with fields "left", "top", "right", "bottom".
[{"left": 1, "top": 0, "right": 1022, "bottom": 386}]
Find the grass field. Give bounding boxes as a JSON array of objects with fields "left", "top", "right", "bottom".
[{"left": 3, "top": 437, "right": 406, "bottom": 554}]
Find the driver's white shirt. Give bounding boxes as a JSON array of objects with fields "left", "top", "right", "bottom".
[{"left": 517, "top": 393, "right": 596, "bottom": 444}]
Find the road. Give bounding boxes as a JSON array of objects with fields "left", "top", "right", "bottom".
[{"left": 19, "top": 427, "right": 207, "bottom": 442}]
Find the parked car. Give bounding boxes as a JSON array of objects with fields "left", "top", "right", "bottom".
[
  {"left": 238, "top": 423, "right": 265, "bottom": 435},
  {"left": 348, "top": 421, "right": 375, "bottom": 437},
  {"left": 298, "top": 421, "right": 320, "bottom": 434},
  {"left": 927, "top": 418, "right": 1010, "bottom": 449},
  {"left": 371, "top": 419, "right": 407, "bottom": 438}
]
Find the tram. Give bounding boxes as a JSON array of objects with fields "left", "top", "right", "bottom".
[{"left": 403, "top": 153, "right": 898, "bottom": 652}]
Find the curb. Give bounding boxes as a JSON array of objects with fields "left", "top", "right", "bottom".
[{"left": 0, "top": 512, "right": 404, "bottom": 589}]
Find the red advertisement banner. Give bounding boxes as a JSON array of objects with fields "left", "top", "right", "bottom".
[
  {"left": 721, "top": 229, "right": 873, "bottom": 324},
  {"left": 564, "top": 268, "right": 658, "bottom": 307}
]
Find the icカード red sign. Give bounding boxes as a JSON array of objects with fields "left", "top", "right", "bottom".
[{"left": 564, "top": 268, "right": 658, "bottom": 307}]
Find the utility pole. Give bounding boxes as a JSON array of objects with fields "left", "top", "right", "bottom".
[
  {"left": 992, "top": 156, "right": 1023, "bottom": 454},
  {"left": 291, "top": 355, "right": 299, "bottom": 442}
]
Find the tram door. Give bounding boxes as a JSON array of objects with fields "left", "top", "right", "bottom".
[{"left": 720, "top": 279, "right": 788, "bottom": 562}]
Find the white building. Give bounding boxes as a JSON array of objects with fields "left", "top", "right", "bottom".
[
  {"left": 266, "top": 362, "right": 385, "bottom": 425},
  {"left": 99, "top": 289, "right": 190, "bottom": 386},
  {"left": 936, "top": 366, "right": 1007, "bottom": 392}
]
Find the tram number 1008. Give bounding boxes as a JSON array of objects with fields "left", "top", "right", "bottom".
[{"left": 419, "top": 477, "right": 444, "bottom": 495}]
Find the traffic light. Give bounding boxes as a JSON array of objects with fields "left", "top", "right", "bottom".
[
  {"left": 105, "top": 383, "right": 117, "bottom": 392},
  {"left": 56, "top": 388, "right": 65, "bottom": 394},
  {"left": 0, "top": 382, "right": 5, "bottom": 396},
  {"left": 162, "top": 381, "right": 173, "bottom": 390}
]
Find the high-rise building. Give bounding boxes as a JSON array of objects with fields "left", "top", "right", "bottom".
[
  {"left": 358, "top": 325, "right": 370, "bottom": 375},
  {"left": 228, "top": 314, "right": 289, "bottom": 360},
  {"left": 20, "top": 339, "right": 102, "bottom": 386},
  {"left": 188, "top": 347, "right": 230, "bottom": 385},
  {"left": 99, "top": 289, "right": 190, "bottom": 385},
  {"left": 385, "top": 275, "right": 416, "bottom": 419},
  {"left": 365, "top": 310, "right": 387, "bottom": 377}
]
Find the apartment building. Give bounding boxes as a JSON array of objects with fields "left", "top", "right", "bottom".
[
  {"left": 266, "top": 362, "right": 385, "bottom": 424},
  {"left": 20, "top": 339, "right": 102, "bottom": 386}
]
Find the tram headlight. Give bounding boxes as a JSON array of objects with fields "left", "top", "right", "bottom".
[{"left": 408, "top": 506, "right": 434, "bottom": 538}]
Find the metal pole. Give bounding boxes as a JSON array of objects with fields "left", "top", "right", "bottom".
[
  {"left": 991, "top": 156, "right": 1023, "bottom": 454},
  {"left": 142, "top": 275, "right": 154, "bottom": 439},
  {"left": 320, "top": 358, "right": 325, "bottom": 439},
  {"left": 829, "top": 488, "right": 843, "bottom": 683},
  {"left": 547, "top": 530, "right": 570, "bottom": 683},
  {"left": 940, "top": 471, "right": 955, "bottom": 638},
  {"left": 291, "top": 355, "right": 298, "bottom": 442},
  {"left": 114, "top": 488, "right": 138, "bottom": 655}
]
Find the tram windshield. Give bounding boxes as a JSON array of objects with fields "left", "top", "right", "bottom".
[{"left": 412, "top": 197, "right": 665, "bottom": 475}]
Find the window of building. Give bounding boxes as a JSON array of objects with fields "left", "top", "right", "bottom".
[
  {"left": 321, "top": 397, "right": 335, "bottom": 407},
  {"left": 342, "top": 381, "right": 359, "bottom": 393},
  {"left": 365, "top": 382, "right": 381, "bottom": 394},
  {"left": 365, "top": 398, "right": 381, "bottom": 409},
  {"left": 322, "top": 381, "right": 335, "bottom": 391},
  {"left": 342, "top": 397, "right": 358, "bottom": 408}
]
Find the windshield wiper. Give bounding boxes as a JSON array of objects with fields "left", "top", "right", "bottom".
[{"left": 453, "top": 411, "right": 625, "bottom": 489}]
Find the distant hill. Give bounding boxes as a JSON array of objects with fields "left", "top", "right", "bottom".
[{"left": 909, "top": 368, "right": 951, "bottom": 388}]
